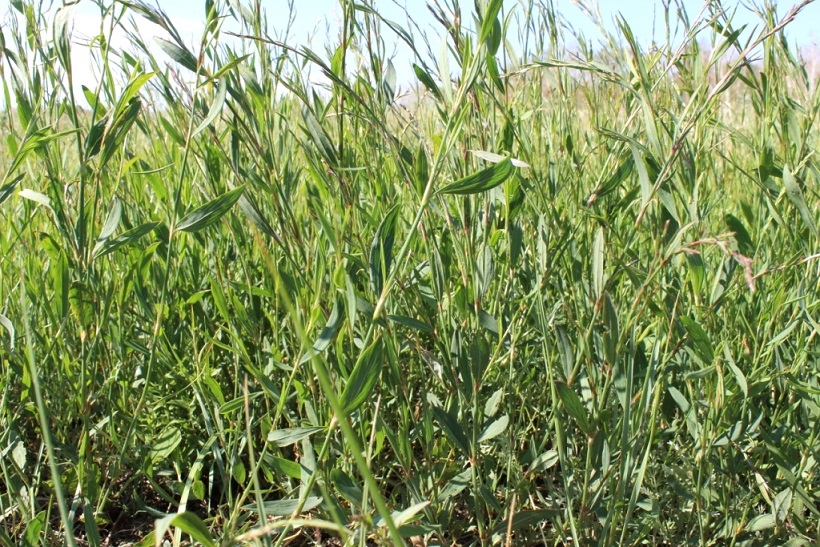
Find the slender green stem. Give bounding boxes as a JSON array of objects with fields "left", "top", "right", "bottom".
[{"left": 21, "top": 278, "right": 77, "bottom": 547}]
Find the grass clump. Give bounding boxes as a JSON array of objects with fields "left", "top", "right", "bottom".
[{"left": 1, "top": 0, "right": 819, "bottom": 544}]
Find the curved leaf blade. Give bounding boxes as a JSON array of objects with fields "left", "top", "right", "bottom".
[
  {"left": 267, "top": 427, "right": 323, "bottom": 447},
  {"left": 478, "top": 414, "right": 509, "bottom": 443},
  {"left": 0, "top": 313, "right": 14, "bottom": 352},
  {"left": 438, "top": 157, "right": 513, "bottom": 195},
  {"left": 156, "top": 37, "right": 198, "bottom": 73},
  {"left": 154, "top": 512, "right": 215, "bottom": 547},
  {"left": 431, "top": 405, "right": 471, "bottom": 455},
  {"left": 193, "top": 78, "right": 228, "bottom": 137},
  {"left": 97, "top": 198, "right": 123, "bottom": 242},
  {"left": 93, "top": 222, "right": 160, "bottom": 258},
  {"left": 177, "top": 185, "right": 245, "bottom": 233},
  {"left": 555, "top": 382, "right": 591, "bottom": 435},
  {"left": 341, "top": 338, "right": 383, "bottom": 414}
]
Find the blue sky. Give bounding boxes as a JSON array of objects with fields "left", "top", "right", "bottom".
[
  {"left": 3, "top": 0, "right": 817, "bottom": 49},
  {"left": 127, "top": 0, "right": 819, "bottom": 47},
  {"left": 0, "top": 0, "right": 818, "bottom": 95}
]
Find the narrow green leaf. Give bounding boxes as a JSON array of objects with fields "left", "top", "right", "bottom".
[
  {"left": 53, "top": 5, "right": 73, "bottom": 71},
  {"left": 724, "top": 346, "right": 748, "bottom": 397},
  {"left": 388, "top": 314, "right": 433, "bottom": 333},
  {"left": 156, "top": 37, "right": 198, "bottom": 73},
  {"left": 438, "top": 157, "right": 514, "bottom": 195},
  {"left": 114, "top": 72, "right": 155, "bottom": 119},
  {"left": 226, "top": 0, "right": 255, "bottom": 26},
  {"left": 555, "top": 382, "right": 592, "bottom": 435},
  {"left": 470, "top": 149, "right": 529, "bottom": 168},
  {"left": 388, "top": 501, "right": 430, "bottom": 528},
  {"left": 479, "top": 310, "right": 498, "bottom": 335},
  {"left": 8, "top": 127, "right": 78, "bottom": 176},
  {"left": 478, "top": 414, "right": 509, "bottom": 443},
  {"left": 630, "top": 144, "right": 652, "bottom": 208},
  {"left": 267, "top": 427, "right": 323, "bottom": 447},
  {"left": 588, "top": 156, "right": 633, "bottom": 203},
  {"left": 774, "top": 488, "right": 793, "bottom": 523},
  {"left": 479, "top": 0, "right": 504, "bottom": 44},
  {"left": 483, "top": 388, "right": 503, "bottom": 418},
  {"left": 302, "top": 108, "right": 337, "bottom": 165},
  {"left": 100, "top": 97, "right": 142, "bottom": 168},
  {"left": 725, "top": 213, "right": 754, "bottom": 256},
  {"left": 0, "top": 175, "right": 23, "bottom": 207},
  {"left": 218, "top": 392, "right": 263, "bottom": 415},
  {"left": 299, "top": 295, "right": 344, "bottom": 365},
  {"left": 494, "top": 510, "right": 559, "bottom": 534},
  {"left": 383, "top": 59, "right": 397, "bottom": 103},
  {"left": 341, "top": 338, "right": 383, "bottom": 414},
  {"left": 684, "top": 366, "right": 715, "bottom": 380},
  {"left": 668, "top": 386, "right": 690, "bottom": 413},
  {"left": 237, "top": 194, "right": 277, "bottom": 238},
  {"left": 436, "top": 468, "right": 472, "bottom": 502},
  {"left": 370, "top": 205, "right": 400, "bottom": 296},
  {"left": 150, "top": 427, "right": 181, "bottom": 462},
  {"left": 154, "top": 512, "right": 215, "bottom": 547},
  {"left": 592, "top": 226, "right": 605, "bottom": 300},
  {"left": 69, "top": 281, "right": 95, "bottom": 332},
  {"left": 208, "top": 54, "right": 252, "bottom": 81},
  {"left": 602, "top": 292, "right": 619, "bottom": 367},
  {"left": 528, "top": 450, "right": 559, "bottom": 474},
  {"left": 160, "top": 115, "right": 185, "bottom": 147},
  {"left": 331, "top": 469, "right": 364, "bottom": 508},
  {"left": 19, "top": 189, "right": 52, "bottom": 210},
  {"left": 82, "top": 85, "right": 104, "bottom": 112},
  {"left": 193, "top": 78, "right": 228, "bottom": 137},
  {"left": 412, "top": 64, "right": 442, "bottom": 101},
  {"left": 745, "top": 513, "right": 775, "bottom": 532},
  {"left": 484, "top": 16, "right": 503, "bottom": 57},
  {"left": 243, "top": 496, "right": 322, "bottom": 516},
  {"left": 93, "top": 222, "right": 160, "bottom": 258},
  {"left": 0, "top": 313, "right": 14, "bottom": 352},
  {"left": 97, "top": 198, "right": 123, "bottom": 242},
  {"left": 783, "top": 166, "right": 816, "bottom": 234},
  {"left": 177, "top": 185, "right": 245, "bottom": 233},
  {"left": 475, "top": 244, "right": 494, "bottom": 300},
  {"left": 413, "top": 144, "right": 429, "bottom": 195},
  {"left": 23, "top": 513, "right": 46, "bottom": 547},
  {"left": 266, "top": 456, "right": 302, "bottom": 480},
  {"left": 712, "top": 25, "right": 747, "bottom": 64},
  {"left": 680, "top": 316, "right": 714, "bottom": 364},
  {"left": 768, "top": 320, "right": 799, "bottom": 348},
  {"left": 431, "top": 405, "right": 471, "bottom": 455}
]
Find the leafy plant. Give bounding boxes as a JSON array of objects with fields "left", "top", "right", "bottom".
[{"left": 0, "top": 0, "right": 818, "bottom": 545}]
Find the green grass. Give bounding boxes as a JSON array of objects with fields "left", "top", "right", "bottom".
[{"left": 1, "top": 0, "right": 819, "bottom": 544}]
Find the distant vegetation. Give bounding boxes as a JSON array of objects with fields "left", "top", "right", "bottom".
[{"left": 1, "top": 0, "right": 818, "bottom": 545}]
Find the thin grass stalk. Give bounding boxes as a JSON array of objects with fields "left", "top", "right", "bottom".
[{"left": 20, "top": 277, "right": 77, "bottom": 547}]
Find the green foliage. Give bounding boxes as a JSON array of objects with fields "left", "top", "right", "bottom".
[{"left": 0, "top": 0, "right": 819, "bottom": 545}]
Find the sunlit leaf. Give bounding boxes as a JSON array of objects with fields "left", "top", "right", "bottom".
[
  {"left": 438, "top": 157, "right": 514, "bottom": 195},
  {"left": 267, "top": 427, "right": 323, "bottom": 447},
  {"left": 193, "top": 78, "right": 228, "bottom": 137}
]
